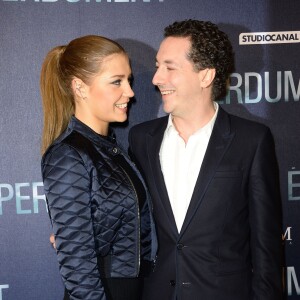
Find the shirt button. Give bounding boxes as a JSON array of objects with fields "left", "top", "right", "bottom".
[
  {"left": 177, "top": 243, "right": 184, "bottom": 250},
  {"left": 170, "top": 280, "right": 176, "bottom": 286},
  {"left": 112, "top": 147, "right": 118, "bottom": 154}
]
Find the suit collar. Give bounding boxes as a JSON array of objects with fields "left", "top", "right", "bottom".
[
  {"left": 147, "top": 116, "right": 169, "bottom": 137},
  {"left": 179, "top": 106, "right": 235, "bottom": 236},
  {"left": 145, "top": 116, "right": 179, "bottom": 236}
]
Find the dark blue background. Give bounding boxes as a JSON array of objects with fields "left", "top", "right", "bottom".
[{"left": 0, "top": 1, "right": 299, "bottom": 298}]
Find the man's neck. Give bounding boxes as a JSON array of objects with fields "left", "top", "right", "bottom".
[{"left": 172, "top": 101, "right": 216, "bottom": 144}]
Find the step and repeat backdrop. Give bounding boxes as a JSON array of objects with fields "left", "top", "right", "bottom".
[{"left": 0, "top": 0, "right": 299, "bottom": 299}]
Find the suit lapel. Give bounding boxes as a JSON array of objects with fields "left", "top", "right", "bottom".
[
  {"left": 146, "top": 117, "right": 179, "bottom": 237},
  {"left": 180, "top": 107, "right": 235, "bottom": 236}
]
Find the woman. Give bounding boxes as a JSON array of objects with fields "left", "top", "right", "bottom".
[{"left": 40, "top": 35, "right": 157, "bottom": 300}]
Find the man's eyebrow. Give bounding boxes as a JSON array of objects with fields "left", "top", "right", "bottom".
[{"left": 155, "top": 59, "right": 178, "bottom": 66}]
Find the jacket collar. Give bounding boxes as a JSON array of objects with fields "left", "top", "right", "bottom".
[{"left": 68, "top": 116, "right": 117, "bottom": 146}]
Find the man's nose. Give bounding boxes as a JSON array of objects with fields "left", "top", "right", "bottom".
[{"left": 152, "top": 67, "right": 164, "bottom": 86}]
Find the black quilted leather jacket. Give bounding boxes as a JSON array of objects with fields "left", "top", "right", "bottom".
[{"left": 41, "top": 116, "right": 158, "bottom": 300}]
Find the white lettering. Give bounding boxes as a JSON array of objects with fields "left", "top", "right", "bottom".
[
  {"left": 0, "top": 182, "right": 47, "bottom": 215},
  {"left": 0, "top": 285, "right": 9, "bottom": 300},
  {"left": 225, "top": 73, "right": 243, "bottom": 104},
  {"left": 245, "top": 72, "right": 262, "bottom": 103},
  {"left": 288, "top": 171, "right": 300, "bottom": 200},
  {"left": 16, "top": 183, "right": 31, "bottom": 214},
  {"left": 265, "top": 71, "right": 281, "bottom": 102},
  {"left": 285, "top": 71, "right": 300, "bottom": 101},
  {"left": 0, "top": 184, "right": 13, "bottom": 215},
  {"left": 282, "top": 227, "right": 292, "bottom": 241},
  {"left": 32, "top": 182, "right": 47, "bottom": 213},
  {"left": 221, "top": 71, "right": 299, "bottom": 104},
  {"left": 287, "top": 267, "right": 300, "bottom": 296}
]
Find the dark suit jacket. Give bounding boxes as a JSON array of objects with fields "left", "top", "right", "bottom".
[{"left": 128, "top": 107, "right": 283, "bottom": 300}]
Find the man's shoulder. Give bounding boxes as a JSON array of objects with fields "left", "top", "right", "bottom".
[
  {"left": 220, "top": 107, "right": 270, "bottom": 133},
  {"left": 229, "top": 113, "right": 269, "bottom": 133}
]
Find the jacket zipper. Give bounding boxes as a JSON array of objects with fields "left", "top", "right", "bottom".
[{"left": 118, "top": 161, "right": 141, "bottom": 277}]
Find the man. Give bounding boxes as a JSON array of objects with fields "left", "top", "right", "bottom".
[{"left": 129, "top": 20, "right": 283, "bottom": 300}]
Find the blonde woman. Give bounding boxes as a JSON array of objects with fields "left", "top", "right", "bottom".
[{"left": 40, "top": 35, "right": 157, "bottom": 300}]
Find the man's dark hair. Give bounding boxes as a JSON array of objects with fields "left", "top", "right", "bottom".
[{"left": 164, "top": 19, "right": 234, "bottom": 100}]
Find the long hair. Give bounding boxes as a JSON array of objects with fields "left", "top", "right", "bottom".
[{"left": 40, "top": 35, "right": 126, "bottom": 154}]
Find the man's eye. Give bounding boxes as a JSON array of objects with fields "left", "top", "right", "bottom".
[{"left": 112, "top": 80, "right": 121, "bottom": 86}]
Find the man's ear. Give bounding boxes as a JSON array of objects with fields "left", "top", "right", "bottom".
[
  {"left": 72, "top": 78, "right": 87, "bottom": 100},
  {"left": 199, "top": 68, "right": 216, "bottom": 88}
]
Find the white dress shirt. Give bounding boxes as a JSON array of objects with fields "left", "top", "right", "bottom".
[{"left": 159, "top": 102, "right": 219, "bottom": 232}]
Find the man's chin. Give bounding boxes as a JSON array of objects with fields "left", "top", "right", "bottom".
[{"left": 162, "top": 103, "right": 173, "bottom": 114}]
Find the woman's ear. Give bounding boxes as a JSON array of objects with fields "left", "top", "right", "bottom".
[
  {"left": 199, "top": 68, "right": 216, "bottom": 88},
  {"left": 72, "top": 78, "right": 87, "bottom": 100}
]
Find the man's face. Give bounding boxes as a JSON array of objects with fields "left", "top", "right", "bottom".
[{"left": 152, "top": 37, "right": 203, "bottom": 118}]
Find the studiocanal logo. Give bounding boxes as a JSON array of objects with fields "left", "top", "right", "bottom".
[
  {"left": 239, "top": 31, "right": 300, "bottom": 45},
  {"left": 3, "top": 0, "right": 163, "bottom": 2}
]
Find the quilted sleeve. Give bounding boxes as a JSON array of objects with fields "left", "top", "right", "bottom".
[{"left": 42, "top": 143, "right": 106, "bottom": 300}]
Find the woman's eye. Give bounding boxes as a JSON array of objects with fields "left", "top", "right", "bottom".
[{"left": 112, "top": 80, "right": 121, "bottom": 86}]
